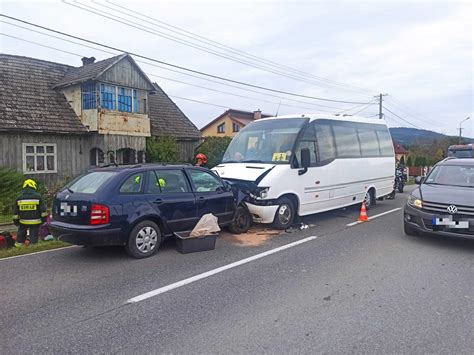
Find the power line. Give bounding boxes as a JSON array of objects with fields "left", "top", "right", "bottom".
[
  {"left": 0, "top": 19, "right": 352, "bottom": 111},
  {"left": 105, "top": 0, "right": 375, "bottom": 94},
  {"left": 66, "top": 0, "right": 373, "bottom": 97},
  {"left": 2, "top": 32, "right": 349, "bottom": 116},
  {"left": 383, "top": 106, "right": 422, "bottom": 129},
  {"left": 0, "top": 31, "right": 351, "bottom": 113},
  {"left": 91, "top": 0, "right": 376, "bottom": 96},
  {"left": 0, "top": 14, "right": 373, "bottom": 104},
  {"left": 384, "top": 97, "right": 443, "bottom": 127}
]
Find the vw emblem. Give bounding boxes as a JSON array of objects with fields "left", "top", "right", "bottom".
[{"left": 447, "top": 205, "right": 458, "bottom": 214}]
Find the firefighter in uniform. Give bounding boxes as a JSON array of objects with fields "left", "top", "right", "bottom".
[{"left": 12, "top": 179, "right": 47, "bottom": 247}]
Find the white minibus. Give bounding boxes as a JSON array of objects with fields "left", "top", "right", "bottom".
[{"left": 213, "top": 114, "right": 395, "bottom": 229}]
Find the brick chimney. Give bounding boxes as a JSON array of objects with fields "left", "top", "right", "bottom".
[
  {"left": 253, "top": 109, "right": 262, "bottom": 120},
  {"left": 81, "top": 57, "right": 96, "bottom": 66}
]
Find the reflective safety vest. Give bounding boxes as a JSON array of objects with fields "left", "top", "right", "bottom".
[{"left": 13, "top": 188, "right": 47, "bottom": 225}]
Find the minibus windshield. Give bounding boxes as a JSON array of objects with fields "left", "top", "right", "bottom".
[{"left": 222, "top": 118, "right": 308, "bottom": 164}]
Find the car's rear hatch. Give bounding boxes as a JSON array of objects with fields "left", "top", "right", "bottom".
[{"left": 52, "top": 171, "right": 117, "bottom": 225}]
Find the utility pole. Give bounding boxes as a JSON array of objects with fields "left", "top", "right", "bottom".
[
  {"left": 375, "top": 93, "right": 388, "bottom": 119},
  {"left": 459, "top": 116, "right": 470, "bottom": 144}
]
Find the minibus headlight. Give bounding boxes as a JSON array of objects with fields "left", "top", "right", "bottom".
[
  {"left": 408, "top": 195, "right": 423, "bottom": 209},
  {"left": 257, "top": 187, "right": 270, "bottom": 199}
]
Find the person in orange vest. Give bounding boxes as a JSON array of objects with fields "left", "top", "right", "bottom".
[
  {"left": 12, "top": 179, "right": 47, "bottom": 247},
  {"left": 195, "top": 153, "right": 210, "bottom": 168}
]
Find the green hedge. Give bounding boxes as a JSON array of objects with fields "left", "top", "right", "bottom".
[{"left": 195, "top": 137, "right": 232, "bottom": 168}]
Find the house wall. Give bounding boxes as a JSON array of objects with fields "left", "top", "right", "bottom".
[
  {"left": 62, "top": 84, "right": 98, "bottom": 130},
  {"left": 98, "top": 110, "right": 150, "bottom": 137},
  {"left": 99, "top": 57, "right": 152, "bottom": 90},
  {"left": 176, "top": 139, "right": 201, "bottom": 162},
  {"left": 0, "top": 132, "right": 89, "bottom": 188},
  {"left": 201, "top": 115, "right": 243, "bottom": 137}
]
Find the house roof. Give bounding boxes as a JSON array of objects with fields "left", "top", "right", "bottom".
[
  {"left": 0, "top": 54, "right": 88, "bottom": 134},
  {"left": 200, "top": 109, "right": 272, "bottom": 132},
  {"left": 148, "top": 83, "right": 201, "bottom": 139},
  {"left": 393, "top": 140, "right": 408, "bottom": 154},
  {"left": 53, "top": 54, "right": 155, "bottom": 89}
]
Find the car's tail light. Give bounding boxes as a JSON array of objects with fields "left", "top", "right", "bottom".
[{"left": 90, "top": 204, "right": 109, "bottom": 225}]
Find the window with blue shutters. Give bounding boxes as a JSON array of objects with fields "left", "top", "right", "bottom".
[
  {"left": 100, "top": 84, "right": 116, "bottom": 110},
  {"left": 82, "top": 83, "right": 97, "bottom": 109},
  {"left": 118, "top": 87, "right": 132, "bottom": 112},
  {"left": 98, "top": 83, "right": 145, "bottom": 113}
]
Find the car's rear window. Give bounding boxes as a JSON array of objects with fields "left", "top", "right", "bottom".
[
  {"left": 425, "top": 165, "right": 474, "bottom": 188},
  {"left": 67, "top": 171, "right": 117, "bottom": 194}
]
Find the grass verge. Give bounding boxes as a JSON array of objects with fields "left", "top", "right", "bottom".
[{"left": 0, "top": 240, "right": 71, "bottom": 259}]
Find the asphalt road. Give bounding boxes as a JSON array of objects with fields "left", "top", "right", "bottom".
[{"left": 1, "top": 187, "right": 473, "bottom": 354}]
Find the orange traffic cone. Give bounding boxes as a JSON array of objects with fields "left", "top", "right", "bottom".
[{"left": 358, "top": 201, "right": 369, "bottom": 222}]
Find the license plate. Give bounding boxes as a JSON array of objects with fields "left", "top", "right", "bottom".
[{"left": 432, "top": 216, "right": 469, "bottom": 229}]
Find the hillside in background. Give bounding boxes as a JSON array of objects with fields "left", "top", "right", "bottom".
[{"left": 389, "top": 127, "right": 473, "bottom": 146}]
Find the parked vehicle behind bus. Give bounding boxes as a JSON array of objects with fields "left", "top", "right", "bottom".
[
  {"left": 447, "top": 144, "right": 474, "bottom": 158},
  {"left": 213, "top": 114, "right": 395, "bottom": 229}
]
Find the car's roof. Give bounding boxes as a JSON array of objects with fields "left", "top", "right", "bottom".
[
  {"left": 438, "top": 158, "right": 474, "bottom": 166},
  {"left": 91, "top": 163, "right": 194, "bottom": 172}
]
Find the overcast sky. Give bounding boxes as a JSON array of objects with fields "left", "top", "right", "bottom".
[{"left": 1, "top": 0, "right": 472, "bottom": 137}]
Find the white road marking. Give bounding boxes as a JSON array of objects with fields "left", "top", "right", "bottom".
[
  {"left": 346, "top": 208, "right": 402, "bottom": 227},
  {"left": 127, "top": 236, "right": 318, "bottom": 304},
  {"left": 0, "top": 245, "right": 77, "bottom": 261}
]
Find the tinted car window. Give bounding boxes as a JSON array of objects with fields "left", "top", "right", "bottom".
[
  {"left": 188, "top": 170, "right": 224, "bottom": 192},
  {"left": 145, "top": 171, "right": 162, "bottom": 194},
  {"left": 154, "top": 169, "right": 190, "bottom": 193},
  {"left": 67, "top": 171, "right": 117, "bottom": 194},
  {"left": 120, "top": 173, "right": 144, "bottom": 194}
]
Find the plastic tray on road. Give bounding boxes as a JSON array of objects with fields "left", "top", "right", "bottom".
[{"left": 174, "top": 231, "right": 217, "bottom": 254}]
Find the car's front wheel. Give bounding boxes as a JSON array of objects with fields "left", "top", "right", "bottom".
[
  {"left": 125, "top": 220, "right": 162, "bottom": 258},
  {"left": 228, "top": 205, "right": 252, "bottom": 234}
]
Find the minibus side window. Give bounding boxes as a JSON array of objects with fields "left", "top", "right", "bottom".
[
  {"left": 314, "top": 122, "right": 336, "bottom": 165},
  {"left": 357, "top": 126, "right": 381, "bottom": 157},
  {"left": 376, "top": 129, "right": 394, "bottom": 156},
  {"left": 332, "top": 122, "right": 361, "bottom": 158},
  {"left": 295, "top": 123, "right": 318, "bottom": 167}
]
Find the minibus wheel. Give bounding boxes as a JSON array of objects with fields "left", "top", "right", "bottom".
[
  {"left": 364, "top": 189, "right": 375, "bottom": 210},
  {"left": 272, "top": 197, "right": 295, "bottom": 230}
]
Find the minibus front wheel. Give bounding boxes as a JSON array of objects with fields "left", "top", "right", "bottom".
[{"left": 272, "top": 197, "right": 295, "bottom": 230}]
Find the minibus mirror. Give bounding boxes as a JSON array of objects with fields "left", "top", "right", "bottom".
[
  {"left": 299, "top": 148, "right": 310, "bottom": 175},
  {"left": 301, "top": 148, "right": 311, "bottom": 168}
]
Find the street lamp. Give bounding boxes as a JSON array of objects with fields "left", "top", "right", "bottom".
[{"left": 459, "top": 117, "right": 470, "bottom": 143}]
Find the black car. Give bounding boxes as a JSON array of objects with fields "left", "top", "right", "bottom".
[
  {"left": 50, "top": 165, "right": 250, "bottom": 258},
  {"left": 404, "top": 158, "right": 474, "bottom": 239}
]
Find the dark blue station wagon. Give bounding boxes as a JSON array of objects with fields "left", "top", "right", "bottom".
[{"left": 49, "top": 165, "right": 243, "bottom": 258}]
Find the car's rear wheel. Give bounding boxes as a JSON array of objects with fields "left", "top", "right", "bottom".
[
  {"left": 228, "top": 205, "right": 252, "bottom": 234},
  {"left": 404, "top": 221, "right": 420, "bottom": 237},
  {"left": 272, "top": 197, "right": 295, "bottom": 230},
  {"left": 125, "top": 220, "right": 162, "bottom": 259}
]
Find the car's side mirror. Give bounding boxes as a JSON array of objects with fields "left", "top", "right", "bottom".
[
  {"left": 224, "top": 181, "right": 233, "bottom": 192},
  {"left": 299, "top": 148, "right": 310, "bottom": 175},
  {"left": 415, "top": 176, "right": 424, "bottom": 185}
]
